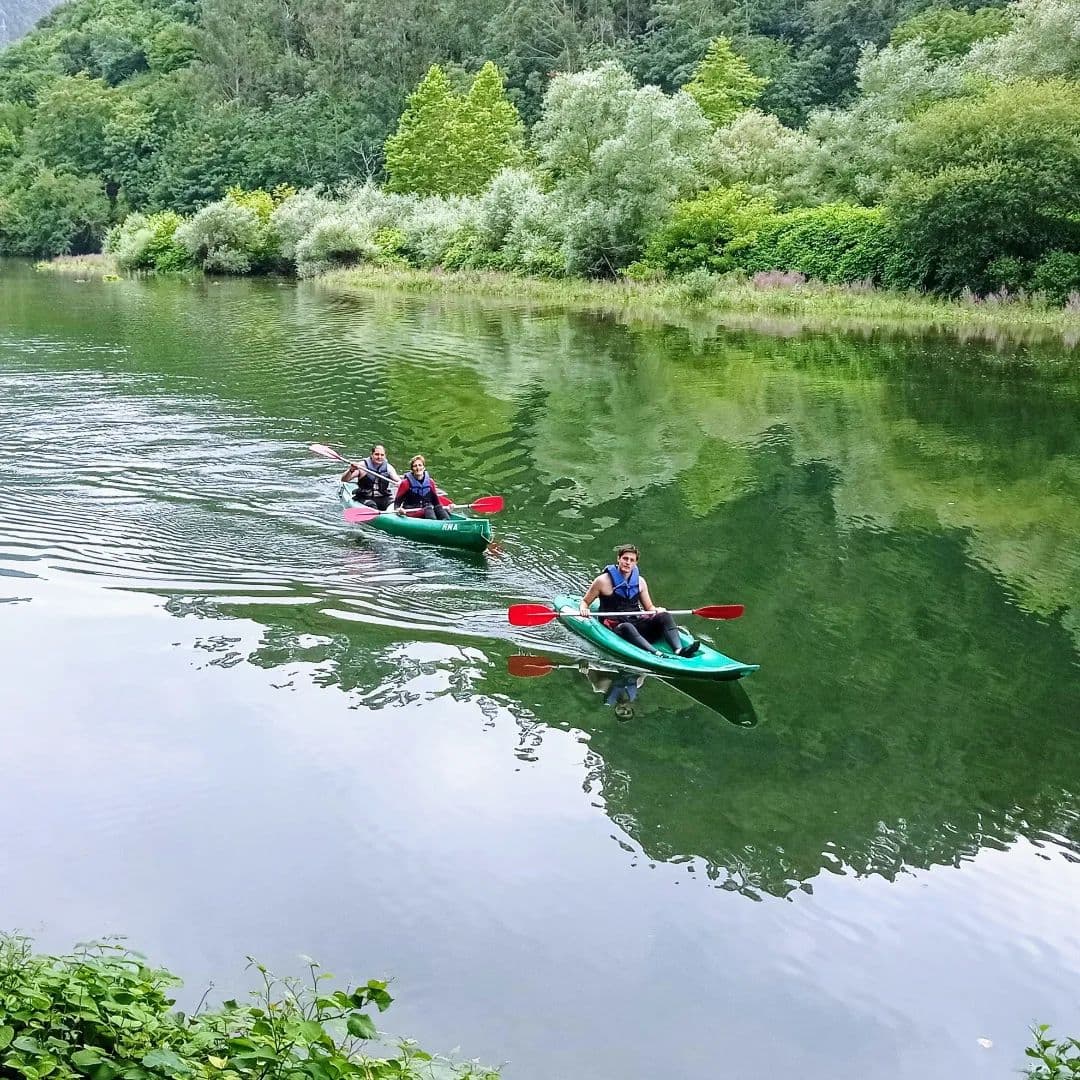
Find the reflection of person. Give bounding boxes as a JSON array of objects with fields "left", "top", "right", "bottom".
[
  {"left": 340, "top": 444, "right": 401, "bottom": 511},
  {"left": 579, "top": 543, "right": 700, "bottom": 658},
  {"left": 582, "top": 665, "right": 646, "bottom": 720},
  {"left": 394, "top": 455, "right": 450, "bottom": 520}
]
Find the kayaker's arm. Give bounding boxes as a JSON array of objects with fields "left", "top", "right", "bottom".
[
  {"left": 387, "top": 464, "right": 402, "bottom": 484},
  {"left": 340, "top": 462, "right": 362, "bottom": 482},
  {"left": 638, "top": 577, "right": 665, "bottom": 614},
  {"left": 579, "top": 576, "right": 604, "bottom": 617},
  {"left": 393, "top": 478, "right": 410, "bottom": 513}
]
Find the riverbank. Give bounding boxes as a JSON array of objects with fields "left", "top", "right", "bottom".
[
  {"left": 34, "top": 253, "right": 119, "bottom": 277},
  {"left": 318, "top": 265, "right": 1080, "bottom": 346}
]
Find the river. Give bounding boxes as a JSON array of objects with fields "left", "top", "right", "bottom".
[{"left": 1, "top": 260, "right": 1078, "bottom": 1079}]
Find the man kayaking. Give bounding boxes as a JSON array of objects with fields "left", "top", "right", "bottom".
[
  {"left": 578, "top": 544, "right": 701, "bottom": 657},
  {"left": 394, "top": 454, "right": 451, "bottom": 520},
  {"left": 340, "top": 444, "right": 401, "bottom": 511}
]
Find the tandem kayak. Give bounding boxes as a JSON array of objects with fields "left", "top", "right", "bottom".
[
  {"left": 340, "top": 485, "right": 493, "bottom": 552},
  {"left": 552, "top": 593, "right": 759, "bottom": 681}
]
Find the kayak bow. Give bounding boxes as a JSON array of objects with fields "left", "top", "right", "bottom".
[{"left": 339, "top": 485, "right": 492, "bottom": 552}]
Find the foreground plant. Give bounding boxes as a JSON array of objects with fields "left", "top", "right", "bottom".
[
  {"left": 1027, "top": 1024, "right": 1080, "bottom": 1079},
  {"left": 0, "top": 934, "right": 497, "bottom": 1080}
]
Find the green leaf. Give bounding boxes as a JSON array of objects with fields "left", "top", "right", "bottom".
[
  {"left": 0, "top": 1026, "right": 14, "bottom": 1050},
  {"left": 346, "top": 1013, "right": 376, "bottom": 1040},
  {"left": 72, "top": 1048, "right": 106, "bottom": 1067},
  {"left": 12, "top": 1035, "right": 42, "bottom": 1055},
  {"left": 139, "top": 1048, "right": 191, "bottom": 1074},
  {"left": 297, "top": 1020, "right": 325, "bottom": 1043}
]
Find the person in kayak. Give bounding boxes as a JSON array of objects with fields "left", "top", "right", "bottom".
[
  {"left": 578, "top": 544, "right": 701, "bottom": 657},
  {"left": 394, "top": 454, "right": 451, "bottom": 520},
  {"left": 340, "top": 444, "right": 401, "bottom": 511}
]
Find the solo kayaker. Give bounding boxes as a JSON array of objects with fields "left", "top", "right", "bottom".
[
  {"left": 341, "top": 444, "right": 401, "bottom": 511},
  {"left": 579, "top": 544, "right": 701, "bottom": 657},
  {"left": 394, "top": 455, "right": 451, "bottom": 520}
]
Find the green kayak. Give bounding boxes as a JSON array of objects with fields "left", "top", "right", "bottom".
[
  {"left": 552, "top": 593, "right": 759, "bottom": 681},
  {"left": 340, "top": 486, "right": 493, "bottom": 552}
]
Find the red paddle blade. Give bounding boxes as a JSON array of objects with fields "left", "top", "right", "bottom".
[
  {"left": 507, "top": 655, "right": 555, "bottom": 677},
  {"left": 507, "top": 603, "right": 559, "bottom": 627},
  {"left": 309, "top": 443, "right": 345, "bottom": 461},
  {"left": 469, "top": 495, "right": 504, "bottom": 514},
  {"left": 342, "top": 506, "right": 378, "bottom": 524},
  {"left": 693, "top": 604, "right": 745, "bottom": 620},
  {"left": 438, "top": 493, "right": 453, "bottom": 507}
]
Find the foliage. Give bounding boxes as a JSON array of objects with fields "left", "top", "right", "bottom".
[
  {"left": 270, "top": 189, "right": 336, "bottom": 264},
  {"left": 174, "top": 189, "right": 281, "bottom": 273},
  {"left": 294, "top": 213, "right": 380, "bottom": 277},
  {"left": 106, "top": 209, "right": 191, "bottom": 270},
  {"left": 0, "top": 165, "right": 110, "bottom": 256},
  {"left": 1026, "top": 1024, "right": 1080, "bottom": 1078},
  {"left": 887, "top": 78, "right": 1080, "bottom": 292},
  {"left": 682, "top": 36, "right": 768, "bottom": 126},
  {"left": 533, "top": 62, "right": 711, "bottom": 275},
  {"left": 705, "top": 108, "right": 828, "bottom": 208},
  {"left": 27, "top": 73, "right": 115, "bottom": 176},
  {"left": 736, "top": 203, "right": 903, "bottom": 284},
  {"left": 384, "top": 63, "right": 523, "bottom": 196},
  {"left": 964, "top": 0, "right": 1080, "bottom": 81},
  {"left": 640, "top": 186, "right": 778, "bottom": 274},
  {"left": 0, "top": 934, "right": 498, "bottom": 1080},
  {"left": 890, "top": 5, "right": 1013, "bottom": 60}
]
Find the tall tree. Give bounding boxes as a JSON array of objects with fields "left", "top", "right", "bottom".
[{"left": 682, "top": 35, "right": 766, "bottom": 125}]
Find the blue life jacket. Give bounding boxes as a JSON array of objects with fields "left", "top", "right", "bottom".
[
  {"left": 405, "top": 471, "right": 434, "bottom": 501},
  {"left": 600, "top": 564, "right": 642, "bottom": 613},
  {"left": 357, "top": 456, "right": 391, "bottom": 497}
]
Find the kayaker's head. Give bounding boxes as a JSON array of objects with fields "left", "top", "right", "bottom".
[
  {"left": 614, "top": 543, "right": 639, "bottom": 576},
  {"left": 409, "top": 454, "right": 426, "bottom": 478},
  {"left": 369, "top": 444, "right": 388, "bottom": 463}
]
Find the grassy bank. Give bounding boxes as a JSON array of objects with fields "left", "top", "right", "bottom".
[
  {"left": 35, "top": 253, "right": 119, "bottom": 277},
  {"left": 318, "top": 265, "right": 1080, "bottom": 346}
]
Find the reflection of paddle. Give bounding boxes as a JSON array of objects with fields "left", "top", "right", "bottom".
[
  {"left": 508, "top": 654, "right": 567, "bottom": 677},
  {"left": 343, "top": 496, "right": 503, "bottom": 524},
  {"left": 507, "top": 603, "right": 744, "bottom": 628}
]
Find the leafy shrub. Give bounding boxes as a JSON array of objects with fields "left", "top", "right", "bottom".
[
  {"left": 642, "top": 186, "right": 778, "bottom": 275},
  {"left": 107, "top": 211, "right": 190, "bottom": 271},
  {"left": 175, "top": 191, "right": 282, "bottom": 274},
  {"left": 0, "top": 166, "right": 109, "bottom": 257},
  {"left": 294, "top": 213, "right": 379, "bottom": 278},
  {"left": 0, "top": 934, "right": 498, "bottom": 1080},
  {"left": 270, "top": 190, "right": 335, "bottom": 265},
  {"left": 1031, "top": 251, "right": 1080, "bottom": 305},
  {"left": 675, "top": 267, "right": 720, "bottom": 302},
  {"left": 737, "top": 204, "right": 903, "bottom": 285},
  {"left": 395, "top": 196, "right": 480, "bottom": 268},
  {"left": 890, "top": 6, "right": 1012, "bottom": 60}
]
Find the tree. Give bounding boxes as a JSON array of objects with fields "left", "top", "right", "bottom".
[
  {"left": 890, "top": 6, "right": 1012, "bottom": 61},
  {"left": 0, "top": 165, "right": 110, "bottom": 256},
  {"left": 533, "top": 62, "right": 712, "bottom": 274},
  {"left": 682, "top": 36, "right": 767, "bottom": 126},
  {"left": 384, "top": 63, "right": 524, "bottom": 196},
  {"left": 28, "top": 74, "right": 116, "bottom": 178}
]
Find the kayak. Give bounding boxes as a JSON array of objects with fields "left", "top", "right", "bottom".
[
  {"left": 339, "top": 485, "right": 493, "bottom": 552},
  {"left": 552, "top": 593, "right": 759, "bottom": 681}
]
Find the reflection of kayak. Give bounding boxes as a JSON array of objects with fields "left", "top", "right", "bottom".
[
  {"left": 553, "top": 594, "right": 759, "bottom": 681},
  {"left": 669, "top": 676, "right": 759, "bottom": 725},
  {"left": 339, "top": 486, "right": 492, "bottom": 552}
]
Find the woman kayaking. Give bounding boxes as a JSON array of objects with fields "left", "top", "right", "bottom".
[
  {"left": 578, "top": 544, "right": 701, "bottom": 658},
  {"left": 394, "top": 454, "right": 451, "bottom": 520},
  {"left": 340, "top": 444, "right": 401, "bottom": 511}
]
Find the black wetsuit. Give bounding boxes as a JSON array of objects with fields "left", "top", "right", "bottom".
[{"left": 598, "top": 565, "right": 683, "bottom": 655}]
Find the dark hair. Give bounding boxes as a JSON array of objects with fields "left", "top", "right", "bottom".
[
  {"left": 614, "top": 543, "right": 639, "bottom": 558},
  {"left": 370, "top": 444, "right": 385, "bottom": 455}
]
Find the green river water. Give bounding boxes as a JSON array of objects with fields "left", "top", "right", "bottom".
[{"left": 1, "top": 260, "right": 1078, "bottom": 1079}]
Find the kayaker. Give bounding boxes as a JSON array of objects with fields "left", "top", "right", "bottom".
[
  {"left": 578, "top": 544, "right": 701, "bottom": 658},
  {"left": 341, "top": 444, "right": 401, "bottom": 511},
  {"left": 394, "top": 454, "right": 451, "bottom": 520}
]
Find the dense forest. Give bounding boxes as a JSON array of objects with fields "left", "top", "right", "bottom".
[{"left": 2, "top": 0, "right": 1080, "bottom": 297}]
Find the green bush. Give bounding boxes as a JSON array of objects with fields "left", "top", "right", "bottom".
[
  {"left": 0, "top": 933, "right": 498, "bottom": 1080},
  {"left": 641, "top": 187, "right": 778, "bottom": 275},
  {"left": 294, "top": 213, "right": 379, "bottom": 277},
  {"left": 107, "top": 210, "right": 191, "bottom": 271},
  {"left": 736, "top": 204, "right": 902, "bottom": 284},
  {"left": 174, "top": 191, "right": 282, "bottom": 274},
  {"left": 0, "top": 165, "right": 110, "bottom": 256},
  {"left": 1031, "top": 251, "right": 1080, "bottom": 305}
]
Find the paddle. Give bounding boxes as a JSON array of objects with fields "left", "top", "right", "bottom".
[
  {"left": 343, "top": 496, "right": 503, "bottom": 524},
  {"left": 507, "top": 603, "right": 744, "bottom": 627}
]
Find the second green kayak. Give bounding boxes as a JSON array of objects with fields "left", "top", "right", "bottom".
[
  {"left": 553, "top": 593, "right": 758, "bottom": 680},
  {"left": 340, "top": 486, "right": 493, "bottom": 552}
]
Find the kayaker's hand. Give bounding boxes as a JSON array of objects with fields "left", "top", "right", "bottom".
[
  {"left": 651, "top": 606, "right": 665, "bottom": 615},
  {"left": 578, "top": 604, "right": 590, "bottom": 618},
  {"left": 395, "top": 507, "right": 405, "bottom": 516}
]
